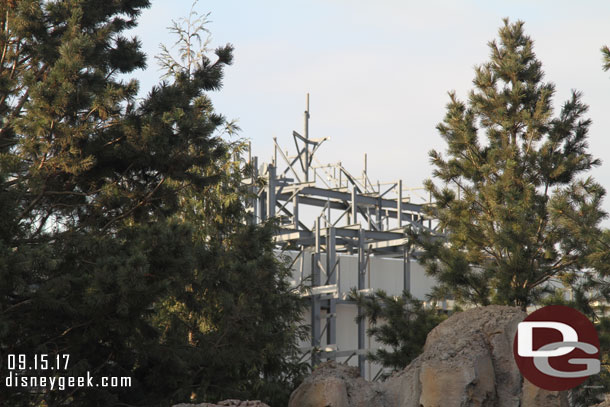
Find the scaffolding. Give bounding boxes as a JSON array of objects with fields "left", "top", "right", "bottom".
[{"left": 245, "top": 94, "right": 434, "bottom": 377}]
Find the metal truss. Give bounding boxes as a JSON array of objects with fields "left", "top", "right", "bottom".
[{"left": 245, "top": 94, "right": 434, "bottom": 377}]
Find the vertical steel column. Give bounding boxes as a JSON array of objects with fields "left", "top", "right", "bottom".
[
  {"left": 304, "top": 94, "right": 310, "bottom": 182},
  {"left": 377, "top": 195, "right": 383, "bottom": 231},
  {"left": 293, "top": 194, "right": 299, "bottom": 229},
  {"left": 357, "top": 228, "right": 366, "bottom": 377},
  {"left": 250, "top": 156, "right": 259, "bottom": 224},
  {"left": 260, "top": 194, "right": 266, "bottom": 221},
  {"left": 326, "top": 227, "right": 337, "bottom": 357},
  {"left": 351, "top": 186, "right": 357, "bottom": 225},
  {"left": 311, "top": 217, "right": 322, "bottom": 367},
  {"left": 403, "top": 246, "right": 411, "bottom": 293},
  {"left": 397, "top": 179, "right": 403, "bottom": 228},
  {"left": 267, "top": 164, "right": 276, "bottom": 218}
]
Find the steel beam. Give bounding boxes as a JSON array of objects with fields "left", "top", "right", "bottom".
[
  {"left": 404, "top": 246, "right": 411, "bottom": 293},
  {"left": 311, "top": 217, "right": 322, "bottom": 367},
  {"left": 326, "top": 227, "right": 337, "bottom": 358},
  {"left": 277, "top": 186, "right": 424, "bottom": 213},
  {"left": 357, "top": 228, "right": 366, "bottom": 377},
  {"left": 267, "top": 164, "right": 276, "bottom": 218}
]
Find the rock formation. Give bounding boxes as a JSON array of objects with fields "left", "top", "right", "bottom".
[
  {"left": 288, "top": 305, "right": 569, "bottom": 407},
  {"left": 288, "top": 361, "right": 386, "bottom": 407}
]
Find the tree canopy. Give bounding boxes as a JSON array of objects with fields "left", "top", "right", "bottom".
[
  {"left": 0, "top": 1, "right": 305, "bottom": 406},
  {"left": 410, "top": 19, "right": 607, "bottom": 310}
]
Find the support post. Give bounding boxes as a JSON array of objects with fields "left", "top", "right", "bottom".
[
  {"left": 267, "top": 164, "right": 276, "bottom": 218},
  {"left": 304, "top": 93, "right": 310, "bottom": 182},
  {"left": 397, "top": 179, "right": 403, "bottom": 228},
  {"left": 311, "top": 217, "right": 322, "bottom": 367},
  {"left": 377, "top": 196, "right": 382, "bottom": 231},
  {"left": 293, "top": 194, "right": 299, "bottom": 229},
  {"left": 403, "top": 246, "right": 411, "bottom": 293},
  {"left": 326, "top": 227, "right": 337, "bottom": 357},
  {"left": 357, "top": 228, "right": 366, "bottom": 377},
  {"left": 351, "top": 186, "right": 357, "bottom": 225},
  {"left": 250, "top": 156, "right": 259, "bottom": 224}
]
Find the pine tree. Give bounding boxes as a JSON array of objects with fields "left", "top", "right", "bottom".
[
  {"left": 349, "top": 289, "right": 446, "bottom": 379},
  {"left": 409, "top": 19, "right": 607, "bottom": 310},
  {"left": 151, "top": 8, "right": 309, "bottom": 403},
  {"left": 0, "top": 1, "right": 305, "bottom": 406},
  {"left": 560, "top": 43, "right": 610, "bottom": 407}
]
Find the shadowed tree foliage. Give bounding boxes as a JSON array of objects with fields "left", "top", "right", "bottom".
[
  {"left": 349, "top": 289, "right": 446, "bottom": 378},
  {"left": 0, "top": 1, "right": 306, "bottom": 406},
  {"left": 149, "top": 7, "right": 309, "bottom": 403},
  {"left": 409, "top": 19, "right": 607, "bottom": 310}
]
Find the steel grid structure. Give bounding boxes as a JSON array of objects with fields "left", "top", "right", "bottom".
[{"left": 245, "top": 95, "right": 435, "bottom": 377}]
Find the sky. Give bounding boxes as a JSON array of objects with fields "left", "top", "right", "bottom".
[{"left": 128, "top": 0, "right": 610, "bottom": 213}]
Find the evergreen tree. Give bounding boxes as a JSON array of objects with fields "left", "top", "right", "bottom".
[
  {"left": 0, "top": 1, "right": 306, "bottom": 406},
  {"left": 409, "top": 19, "right": 607, "bottom": 310},
  {"left": 349, "top": 290, "right": 446, "bottom": 379},
  {"left": 561, "top": 43, "right": 610, "bottom": 407},
  {"left": 148, "top": 8, "right": 308, "bottom": 404}
]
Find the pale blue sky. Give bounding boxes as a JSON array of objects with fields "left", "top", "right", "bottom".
[{"left": 128, "top": 1, "right": 610, "bottom": 215}]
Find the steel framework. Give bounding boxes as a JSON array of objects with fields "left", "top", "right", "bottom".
[{"left": 245, "top": 95, "right": 434, "bottom": 377}]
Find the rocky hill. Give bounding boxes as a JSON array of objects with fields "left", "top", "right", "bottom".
[{"left": 289, "top": 306, "right": 569, "bottom": 407}]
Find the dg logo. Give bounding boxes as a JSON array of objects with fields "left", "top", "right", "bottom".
[{"left": 513, "top": 305, "right": 600, "bottom": 391}]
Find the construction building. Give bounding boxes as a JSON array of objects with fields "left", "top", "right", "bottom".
[{"left": 245, "top": 95, "right": 439, "bottom": 380}]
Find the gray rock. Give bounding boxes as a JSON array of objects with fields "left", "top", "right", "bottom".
[
  {"left": 418, "top": 305, "right": 525, "bottom": 407},
  {"left": 289, "top": 305, "right": 570, "bottom": 407},
  {"left": 288, "top": 361, "right": 387, "bottom": 407},
  {"left": 383, "top": 360, "right": 421, "bottom": 407},
  {"left": 520, "top": 379, "right": 569, "bottom": 407}
]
